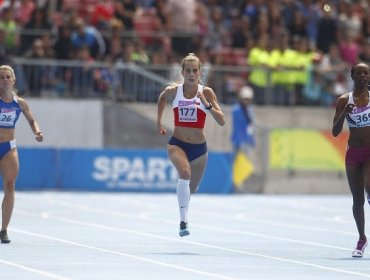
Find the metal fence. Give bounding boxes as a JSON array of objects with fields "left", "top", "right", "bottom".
[
  {"left": 11, "top": 57, "right": 353, "bottom": 108},
  {"left": 10, "top": 58, "right": 253, "bottom": 104}
]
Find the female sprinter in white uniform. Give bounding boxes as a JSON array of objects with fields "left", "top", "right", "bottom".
[
  {"left": 0, "top": 65, "right": 43, "bottom": 243},
  {"left": 157, "top": 53, "right": 225, "bottom": 236}
]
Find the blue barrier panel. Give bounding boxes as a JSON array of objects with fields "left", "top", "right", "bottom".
[
  {"left": 60, "top": 148, "right": 177, "bottom": 192},
  {"left": 59, "top": 148, "right": 233, "bottom": 193},
  {"left": 12, "top": 148, "right": 233, "bottom": 194},
  {"left": 201, "top": 152, "right": 233, "bottom": 193},
  {"left": 16, "top": 147, "right": 58, "bottom": 190}
]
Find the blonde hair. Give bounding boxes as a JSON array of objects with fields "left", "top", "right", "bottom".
[
  {"left": 0, "top": 65, "right": 16, "bottom": 80},
  {"left": 181, "top": 53, "right": 202, "bottom": 70},
  {"left": 168, "top": 53, "right": 203, "bottom": 87},
  {"left": 0, "top": 65, "right": 17, "bottom": 95}
]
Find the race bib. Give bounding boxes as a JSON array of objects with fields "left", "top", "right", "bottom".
[
  {"left": 0, "top": 108, "right": 17, "bottom": 127},
  {"left": 178, "top": 101, "right": 198, "bottom": 122}
]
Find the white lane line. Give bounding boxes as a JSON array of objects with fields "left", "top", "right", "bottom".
[
  {"left": 16, "top": 197, "right": 356, "bottom": 236},
  {"left": 0, "top": 258, "right": 71, "bottom": 280},
  {"left": 17, "top": 207, "right": 355, "bottom": 249},
  {"left": 40, "top": 211, "right": 352, "bottom": 251},
  {"left": 21, "top": 212, "right": 370, "bottom": 279},
  {"left": 177, "top": 221, "right": 351, "bottom": 251},
  {"left": 11, "top": 228, "right": 239, "bottom": 280},
  {"left": 235, "top": 213, "right": 356, "bottom": 236},
  {"left": 193, "top": 197, "right": 360, "bottom": 228}
]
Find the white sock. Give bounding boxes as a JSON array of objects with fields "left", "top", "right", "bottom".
[{"left": 177, "top": 179, "right": 190, "bottom": 222}]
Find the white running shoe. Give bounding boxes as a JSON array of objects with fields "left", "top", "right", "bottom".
[{"left": 352, "top": 239, "right": 368, "bottom": 258}]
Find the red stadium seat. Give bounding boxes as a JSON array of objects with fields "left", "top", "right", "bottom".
[{"left": 133, "top": 13, "right": 157, "bottom": 45}]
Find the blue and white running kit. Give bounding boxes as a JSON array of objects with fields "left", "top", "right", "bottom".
[{"left": 0, "top": 96, "right": 22, "bottom": 158}]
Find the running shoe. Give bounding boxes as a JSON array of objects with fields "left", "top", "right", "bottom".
[
  {"left": 352, "top": 239, "right": 367, "bottom": 258},
  {"left": 0, "top": 230, "right": 10, "bottom": 244},
  {"left": 179, "top": 221, "right": 190, "bottom": 237}
]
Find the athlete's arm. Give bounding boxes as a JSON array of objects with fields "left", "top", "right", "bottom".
[
  {"left": 18, "top": 98, "right": 43, "bottom": 142},
  {"left": 157, "top": 86, "right": 176, "bottom": 135},
  {"left": 202, "top": 87, "right": 225, "bottom": 126},
  {"left": 332, "top": 94, "right": 352, "bottom": 137}
]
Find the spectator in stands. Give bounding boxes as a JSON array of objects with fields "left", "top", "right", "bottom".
[
  {"left": 230, "top": 14, "right": 252, "bottom": 50},
  {"left": 287, "top": 9, "right": 308, "bottom": 44},
  {"left": 54, "top": 25, "right": 74, "bottom": 60},
  {"left": 113, "top": 0, "right": 140, "bottom": 31},
  {"left": 52, "top": 24, "right": 74, "bottom": 97},
  {"left": 19, "top": 7, "right": 55, "bottom": 55},
  {"left": 0, "top": 28, "right": 11, "bottom": 65},
  {"left": 296, "top": 0, "right": 320, "bottom": 49},
  {"left": 332, "top": 62, "right": 370, "bottom": 258},
  {"left": 23, "top": 38, "right": 48, "bottom": 96},
  {"left": 0, "top": 7, "right": 19, "bottom": 54},
  {"left": 104, "top": 18, "right": 125, "bottom": 61},
  {"left": 90, "top": 0, "right": 115, "bottom": 31},
  {"left": 92, "top": 58, "right": 115, "bottom": 99},
  {"left": 317, "top": 43, "right": 348, "bottom": 83},
  {"left": 0, "top": 64, "right": 43, "bottom": 243},
  {"left": 251, "top": 9, "right": 270, "bottom": 40},
  {"left": 269, "top": 31, "right": 294, "bottom": 106},
  {"left": 203, "top": 6, "right": 228, "bottom": 54},
  {"left": 157, "top": 53, "right": 225, "bottom": 237},
  {"left": 339, "top": 33, "right": 361, "bottom": 66},
  {"left": 266, "top": 1, "right": 285, "bottom": 42},
  {"left": 70, "top": 46, "right": 95, "bottom": 98},
  {"left": 337, "top": 0, "right": 362, "bottom": 43},
  {"left": 302, "top": 64, "right": 326, "bottom": 106},
  {"left": 247, "top": 33, "right": 271, "bottom": 105},
  {"left": 358, "top": 38, "right": 370, "bottom": 64},
  {"left": 292, "top": 36, "right": 315, "bottom": 105},
  {"left": 40, "top": 33, "right": 55, "bottom": 58},
  {"left": 10, "top": 0, "right": 35, "bottom": 25},
  {"left": 131, "top": 41, "right": 150, "bottom": 65},
  {"left": 316, "top": 43, "right": 348, "bottom": 105},
  {"left": 316, "top": 3, "right": 338, "bottom": 54},
  {"left": 166, "top": 0, "right": 197, "bottom": 57},
  {"left": 231, "top": 85, "right": 255, "bottom": 158},
  {"left": 70, "top": 17, "right": 106, "bottom": 59},
  {"left": 361, "top": 11, "right": 370, "bottom": 39},
  {"left": 153, "top": 0, "right": 169, "bottom": 30}
]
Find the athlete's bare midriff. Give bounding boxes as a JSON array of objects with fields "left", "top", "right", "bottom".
[
  {"left": 348, "top": 126, "right": 370, "bottom": 147},
  {"left": 172, "top": 126, "right": 206, "bottom": 144},
  {"left": 0, "top": 128, "right": 15, "bottom": 143}
]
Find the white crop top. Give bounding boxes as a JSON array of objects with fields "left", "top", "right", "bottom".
[
  {"left": 172, "top": 84, "right": 208, "bottom": 128},
  {"left": 346, "top": 91, "right": 370, "bottom": 128}
]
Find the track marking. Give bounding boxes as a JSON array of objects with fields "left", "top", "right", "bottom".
[
  {"left": 15, "top": 211, "right": 370, "bottom": 279},
  {"left": 11, "top": 228, "right": 238, "bottom": 280},
  {"left": 0, "top": 258, "right": 71, "bottom": 280}
]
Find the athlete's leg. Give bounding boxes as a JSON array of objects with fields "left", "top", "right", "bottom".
[
  {"left": 0, "top": 149, "right": 19, "bottom": 243},
  {"left": 168, "top": 145, "right": 191, "bottom": 235},
  {"left": 363, "top": 159, "right": 370, "bottom": 204},
  {"left": 346, "top": 164, "right": 366, "bottom": 240},
  {"left": 189, "top": 153, "right": 208, "bottom": 193}
]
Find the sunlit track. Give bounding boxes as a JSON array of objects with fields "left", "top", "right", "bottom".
[
  {"left": 17, "top": 193, "right": 356, "bottom": 235},
  {"left": 4, "top": 192, "right": 370, "bottom": 280}
]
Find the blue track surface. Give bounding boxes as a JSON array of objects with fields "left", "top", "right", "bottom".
[{"left": 1, "top": 192, "right": 369, "bottom": 280}]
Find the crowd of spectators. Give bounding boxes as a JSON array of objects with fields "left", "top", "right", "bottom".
[{"left": 0, "top": 0, "right": 368, "bottom": 105}]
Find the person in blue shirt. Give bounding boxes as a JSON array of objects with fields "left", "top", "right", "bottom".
[{"left": 231, "top": 85, "right": 256, "bottom": 156}]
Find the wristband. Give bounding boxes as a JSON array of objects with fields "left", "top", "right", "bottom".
[{"left": 205, "top": 102, "right": 213, "bottom": 110}]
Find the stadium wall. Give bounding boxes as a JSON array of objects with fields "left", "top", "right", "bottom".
[{"left": 13, "top": 99, "right": 349, "bottom": 194}]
